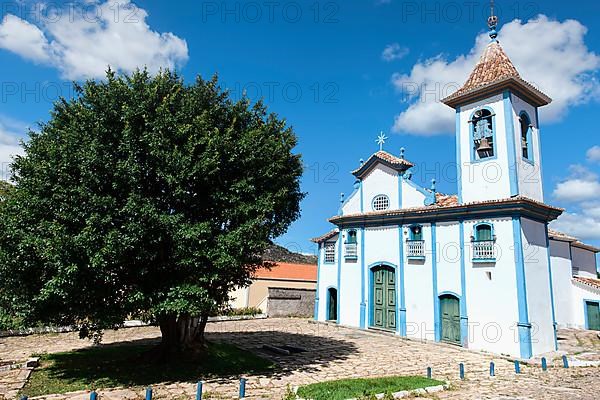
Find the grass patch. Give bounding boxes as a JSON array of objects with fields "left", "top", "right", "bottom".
[
  {"left": 22, "top": 341, "right": 274, "bottom": 397},
  {"left": 296, "top": 376, "right": 444, "bottom": 400}
]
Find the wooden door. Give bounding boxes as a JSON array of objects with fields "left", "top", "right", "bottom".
[
  {"left": 372, "top": 266, "right": 396, "bottom": 330},
  {"left": 586, "top": 301, "right": 600, "bottom": 331},
  {"left": 440, "top": 295, "right": 461, "bottom": 344}
]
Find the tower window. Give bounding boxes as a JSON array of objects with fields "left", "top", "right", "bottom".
[
  {"left": 472, "top": 223, "right": 496, "bottom": 262},
  {"left": 324, "top": 243, "right": 336, "bottom": 264},
  {"left": 520, "top": 112, "right": 533, "bottom": 162},
  {"left": 471, "top": 108, "right": 495, "bottom": 160},
  {"left": 372, "top": 194, "right": 390, "bottom": 211}
]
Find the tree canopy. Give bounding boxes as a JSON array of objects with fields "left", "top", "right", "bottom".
[{"left": 0, "top": 70, "right": 304, "bottom": 353}]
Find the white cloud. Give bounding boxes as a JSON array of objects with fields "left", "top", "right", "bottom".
[
  {"left": 586, "top": 145, "right": 600, "bottom": 163},
  {"left": 392, "top": 15, "right": 600, "bottom": 136},
  {"left": 552, "top": 165, "right": 600, "bottom": 202},
  {"left": 0, "top": 0, "right": 189, "bottom": 80},
  {"left": 551, "top": 210, "right": 600, "bottom": 241},
  {"left": 382, "top": 43, "right": 409, "bottom": 62},
  {"left": 0, "top": 116, "right": 26, "bottom": 180}
]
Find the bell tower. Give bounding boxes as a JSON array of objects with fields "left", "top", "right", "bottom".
[{"left": 441, "top": 6, "right": 552, "bottom": 204}]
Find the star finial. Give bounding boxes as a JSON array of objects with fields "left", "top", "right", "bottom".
[{"left": 376, "top": 131, "right": 388, "bottom": 151}]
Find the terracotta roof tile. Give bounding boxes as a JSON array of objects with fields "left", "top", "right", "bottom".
[
  {"left": 435, "top": 193, "right": 459, "bottom": 207},
  {"left": 352, "top": 151, "right": 414, "bottom": 177},
  {"left": 442, "top": 41, "right": 551, "bottom": 108},
  {"left": 330, "top": 195, "right": 563, "bottom": 221},
  {"left": 573, "top": 277, "right": 600, "bottom": 291},
  {"left": 548, "top": 229, "right": 577, "bottom": 242},
  {"left": 254, "top": 262, "right": 317, "bottom": 281},
  {"left": 311, "top": 229, "right": 338, "bottom": 243}
]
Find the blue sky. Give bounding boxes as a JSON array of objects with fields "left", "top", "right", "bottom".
[{"left": 1, "top": 0, "right": 600, "bottom": 255}]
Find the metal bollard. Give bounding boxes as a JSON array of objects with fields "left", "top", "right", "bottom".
[
  {"left": 562, "top": 355, "right": 569, "bottom": 368},
  {"left": 427, "top": 367, "right": 432, "bottom": 379},
  {"left": 90, "top": 391, "right": 98, "bottom": 400},
  {"left": 145, "top": 387, "right": 152, "bottom": 400},
  {"left": 490, "top": 361, "right": 495, "bottom": 377},
  {"left": 514, "top": 360, "right": 521, "bottom": 374},
  {"left": 196, "top": 381, "right": 203, "bottom": 400},
  {"left": 239, "top": 378, "right": 247, "bottom": 398},
  {"left": 541, "top": 357, "right": 547, "bottom": 371},
  {"left": 459, "top": 363, "right": 465, "bottom": 379}
]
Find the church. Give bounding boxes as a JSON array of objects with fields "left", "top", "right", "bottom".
[{"left": 312, "top": 13, "right": 600, "bottom": 359}]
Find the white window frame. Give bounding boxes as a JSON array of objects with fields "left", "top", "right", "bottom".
[
  {"left": 324, "top": 242, "right": 336, "bottom": 264},
  {"left": 372, "top": 194, "right": 390, "bottom": 211}
]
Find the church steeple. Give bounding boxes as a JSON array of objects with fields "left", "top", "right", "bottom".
[
  {"left": 442, "top": 5, "right": 553, "bottom": 204},
  {"left": 441, "top": 7, "right": 551, "bottom": 109}
]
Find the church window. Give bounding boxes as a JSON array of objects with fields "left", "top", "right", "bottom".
[
  {"left": 345, "top": 230, "right": 358, "bottom": 260},
  {"left": 372, "top": 194, "right": 390, "bottom": 211},
  {"left": 520, "top": 112, "right": 533, "bottom": 162},
  {"left": 409, "top": 225, "right": 423, "bottom": 241},
  {"left": 324, "top": 242, "right": 336, "bottom": 264},
  {"left": 472, "top": 223, "right": 496, "bottom": 262},
  {"left": 407, "top": 225, "right": 425, "bottom": 259},
  {"left": 471, "top": 108, "right": 495, "bottom": 160}
]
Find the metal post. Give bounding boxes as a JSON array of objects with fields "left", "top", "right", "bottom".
[
  {"left": 90, "top": 391, "right": 97, "bottom": 400},
  {"left": 145, "top": 387, "right": 152, "bottom": 400},
  {"left": 514, "top": 360, "right": 521, "bottom": 374},
  {"left": 541, "top": 357, "right": 547, "bottom": 371},
  {"left": 490, "top": 361, "right": 495, "bottom": 377},
  {"left": 196, "top": 381, "right": 203, "bottom": 400},
  {"left": 427, "top": 367, "right": 432, "bottom": 379},
  {"left": 459, "top": 363, "right": 465, "bottom": 379},
  {"left": 562, "top": 355, "right": 569, "bottom": 368},
  {"left": 20, "top": 396, "right": 28, "bottom": 400},
  {"left": 239, "top": 378, "right": 247, "bottom": 398}
]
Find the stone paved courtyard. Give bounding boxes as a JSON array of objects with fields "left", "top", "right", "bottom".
[{"left": 1, "top": 318, "right": 599, "bottom": 399}]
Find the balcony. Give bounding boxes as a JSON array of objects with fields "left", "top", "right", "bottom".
[
  {"left": 344, "top": 243, "right": 358, "bottom": 260},
  {"left": 472, "top": 240, "right": 496, "bottom": 262},
  {"left": 406, "top": 240, "right": 425, "bottom": 260}
]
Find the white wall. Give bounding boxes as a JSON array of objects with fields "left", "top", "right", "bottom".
[
  {"left": 403, "top": 223, "right": 435, "bottom": 341},
  {"left": 550, "top": 239, "right": 575, "bottom": 327},
  {"left": 459, "top": 94, "right": 512, "bottom": 203},
  {"left": 521, "top": 218, "right": 555, "bottom": 355},
  {"left": 401, "top": 179, "right": 427, "bottom": 208},
  {"left": 511, "top": 94, "right": 543, "bottom": 202},
  {"left": 572, "top": 246, "right": 598, "bottom": 278},
  {"left": 339, "top": 229, "right": 363, "bottom": 327},
  {"left": 342, "top": 187, "right": 361, "bottom": 215},
  {"left": 316, "top": 237, "right": 339, "bottom": 321},
  {"left": 570, "top": 282, "right": 600, "bottom": 329},
  {"left": 362, "top": 164, "right": 399, "bottom": 211},
  {"left": 462, "top": 218, "right": 521, "bottom": 357},
  {"left": 436, "top": 222, "right": 462, "bottom": 297}
]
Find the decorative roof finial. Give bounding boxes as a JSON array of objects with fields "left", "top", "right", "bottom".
[
  {"left": 488, "top": 0, "right": 498, "bottom": 41},
  {"left": 359, "top": 158, "right": 364, "bottom": 166},
  {"left": 376, "top": 131, "right": 388, "bottom": 151},
  {"left": 400, "top": 147, "right": 405, "bottom": 160}
]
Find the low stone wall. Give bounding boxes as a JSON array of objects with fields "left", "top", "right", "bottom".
[{"left": 267, "top": 287, "right": 315, "bottom": 318}]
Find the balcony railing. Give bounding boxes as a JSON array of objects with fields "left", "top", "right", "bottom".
[
  {"left": 345, "top": 243, "right": 358, "bottom": 259},
  {"left": 472, "top": 240, "right": 496, "bottom": 262},
  {"left": 406, "top": 240, "right": 425, "bottom": 259}
]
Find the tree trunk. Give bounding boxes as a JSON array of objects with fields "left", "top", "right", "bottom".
[{"left": 149, "top": 313, "right": 209, "bottom": 361}]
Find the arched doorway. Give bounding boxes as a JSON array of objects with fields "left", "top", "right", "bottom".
[
  {"left": 440, "top": 294, "right": 461, "bottom": 344},
  {"left": 371, "top": 265, "right": 396, "bottom": 330},
  {"left": 327, "top": 288, "right": 338, "bottom": 321}
]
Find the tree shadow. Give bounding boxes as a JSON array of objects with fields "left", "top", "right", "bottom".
[{"left": 25, "top": 324, "right": 358, "bottom": 393}]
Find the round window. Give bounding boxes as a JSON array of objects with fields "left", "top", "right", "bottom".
[{"left": 372, "top": 195, "right": 390, "bottom": 211}]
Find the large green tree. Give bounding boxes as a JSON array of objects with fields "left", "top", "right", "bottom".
[{"left": 0, "top": 70, "right": 304, "bottom": 356}]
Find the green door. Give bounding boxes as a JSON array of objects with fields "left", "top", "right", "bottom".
[
  {"left": 440, "top": 295, "right": 461, "bottom": 344},
  {"left": 327, "top": 288, "right": 338, "bottom": 321},
  {"left": 585, "top": 301, "right": 600, "bottom": 331},
  {"left": 372, "top": 266, "right": 396, "bottom": 330}
]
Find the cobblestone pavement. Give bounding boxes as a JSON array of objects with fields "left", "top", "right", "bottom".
[{"left": 1, "top": 319, "right": 599, "bottom": 399}]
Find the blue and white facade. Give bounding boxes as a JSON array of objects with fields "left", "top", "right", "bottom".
[{"left": 312, "top": 23, "right": 600, "bottom": 359}]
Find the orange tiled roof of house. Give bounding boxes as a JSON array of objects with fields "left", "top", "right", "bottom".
[
  {"left": 573, "top": 277, "right": 600, "bottom": 291},
  {"left": 254, "top": 262, "right": 317, "bottom": 282}
]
